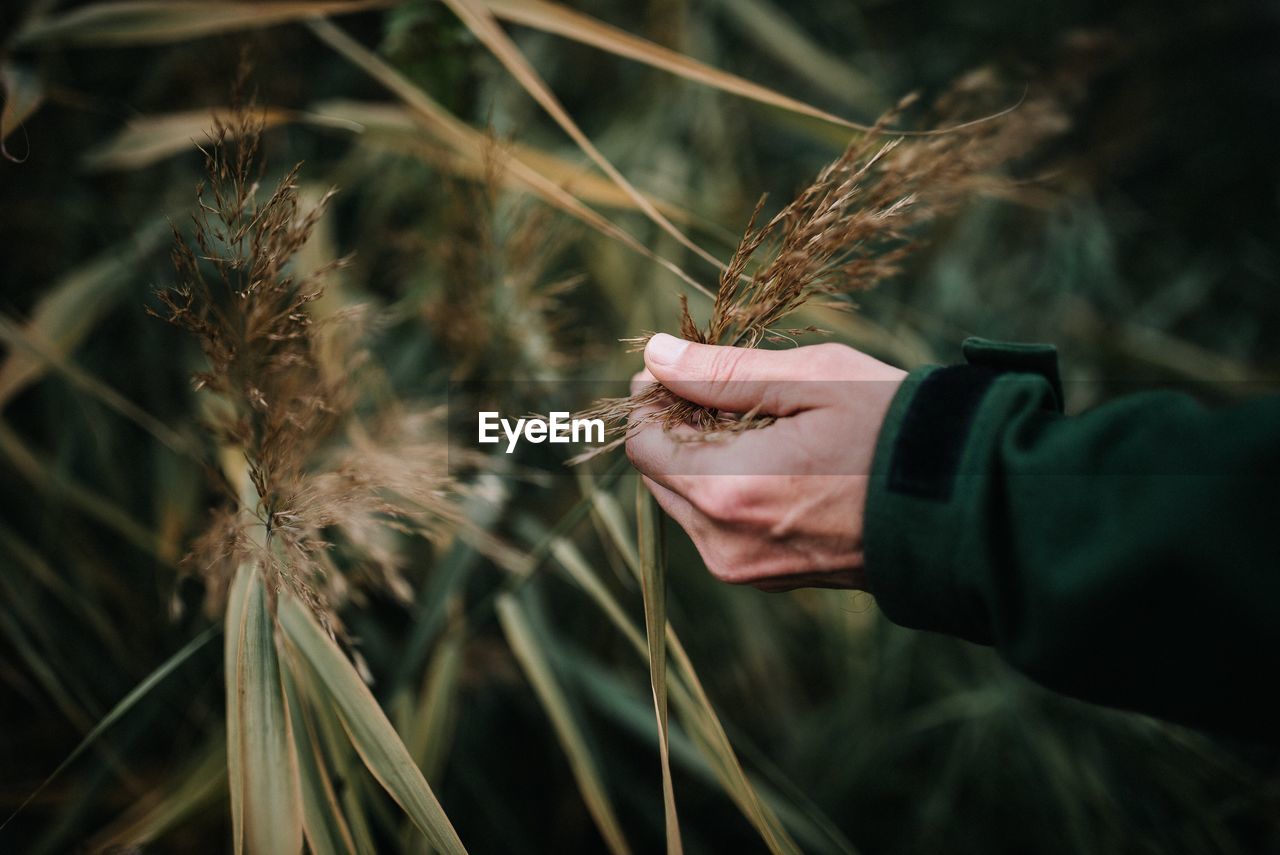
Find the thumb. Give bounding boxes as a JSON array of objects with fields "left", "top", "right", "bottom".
[{"left": 643, "top": 333, "right": 817, "bottom": 414}]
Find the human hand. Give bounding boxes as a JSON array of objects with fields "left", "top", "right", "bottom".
[{"left": 626, "top": 333, "right": 906, "bottom": 592}]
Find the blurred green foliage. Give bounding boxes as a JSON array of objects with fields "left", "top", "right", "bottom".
[{"left": 2, "top": 0, "right": 1278, "bottom": 852}]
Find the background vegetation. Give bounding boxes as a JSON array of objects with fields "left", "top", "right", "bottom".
[{"left": 2, "top": 0, "right": 1279, "bottom": 852}]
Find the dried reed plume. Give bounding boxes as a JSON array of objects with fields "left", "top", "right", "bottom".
[
  {"left": 424, "top": 144, "right": 583, "bottom": 390},
  {"left": 155, "top": 82, "right": 456, "bottom": 628},
  {"left": 574, "top": 71, "right": 1069, "bottom": 462}
]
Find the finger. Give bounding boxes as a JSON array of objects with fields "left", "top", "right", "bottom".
[
  {"left": 626, "top": 376, "right": 706, "bottom": 491},
  {"left": 642, "top": 475, "right": 745, "bottom": 588},
  {"left": 640, "top": 474, "right": 700, "bottom": 534},
  {"left": 643, "top": 333, "right": 834, "bottom": 414},
  {"left": 625, "top": 408, "right": 700, "bottom": 488},
  {"left": 630, "top": 368, "right": 656, "bottom": 396},
  {"left": 750, "top": 569, "right": 861, "bottom": 593},
  {"left": 626, "top": 416, "right": 792, "bottom": 487}
]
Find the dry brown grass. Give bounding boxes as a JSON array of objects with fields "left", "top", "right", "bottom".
[
  {"left": 573, "top": 70, "right": 1070, "bottom": 461},
  {"left": 154, "top": 77, "right": 457, "bottom": 630},
  {"left": 423, "top": 142, "right": 584, "bottom": 388}
]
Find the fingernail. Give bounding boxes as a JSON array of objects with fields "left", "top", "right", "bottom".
[{"left": 646, "top": 333, "right": 687, "bottom": 366}]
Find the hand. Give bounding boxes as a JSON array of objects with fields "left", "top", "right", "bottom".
[{"left": 626, "top": 333, "right": 906, "bottom": 592}]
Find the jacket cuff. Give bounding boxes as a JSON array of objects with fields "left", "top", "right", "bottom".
[{"left": 863, "top": 338, "right": 1062, "bottom": 643}]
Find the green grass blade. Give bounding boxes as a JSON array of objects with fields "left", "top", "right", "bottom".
[
  {"left": 403, "top": 611, "right": 466, "bottom": 784},
  {"left": 438, "top": 0, "right": 722, "bottom": 291},
  {"left": 226, "top": 561, "right": 303, "bottom": 854},
  {"left": 0, "top": 601, "right": 92, "bottom": 734},
  {"left": 0, "top": 221, "right": 167, "bottom": 410},
  {"left": 579, "top": 469, "right": 640, "bottom": 576},
  {"left": 398, "top": 612, "right": 466, "bottom": 855},
  {"left": 2, "top": 63, "right": 43, "bottom": 159},
  {"left": 308, "top": 19, "right": 708, "bottom": 296},
  {"left": 496, "top": 593, "right": 633, "bottom": 855},
  {"left": 0, "top": 625, "right": 217, "bottom": 832},
  {"left": 715, "top": 0, "right": 884, "bottom": 108},
  {"left": 89, "top": 735, "right": 227, "bottom": 850},
  {"left": 278, "top": 594, "right": 468, "bottom": 855},
  {"left": 637, "top": 483, "right": 682, "bottom": 854},
  {"left": 224, "top": 560, "right": 251, "bottom": 853},
  {"left": 666, "top": 633, "right": 800, "bottom": 855},
  {"left": 543, "top": 532, "right": 644, "bottom": 654},
  {"left": 14, "top": 0, "right": 390, "bottom": 47},
  {"left": 393, "top": 478, "right": 510, "bottom": 692},
  {"left": 339, "top": 104, "right": 682, "bottom": 219},
  {"left": 81, "top": 107, "right": 293, "bottom": 172},
  {"left": 0, "top": 419, "right": 166, "bottom": 559},
  {"left": 293, "top": 659, "right": 380, "bottom": 855},
  {"left": 480, "top": 0, "right": 884, "bottom": 127},
  {"left": 0, "top": 314, "right": 193, "bottom": 457},
  {"left": 525, "top": 514, "right": 805, "bottom": 854},
  {"left": 281, "top": 659, "right": 358, "bottom": 855},
  {"left": 0, "top": 522, "right": 123, "bottom": 651}
]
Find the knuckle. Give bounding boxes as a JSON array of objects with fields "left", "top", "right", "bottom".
[
  {"left": 706, "top": 561, "right": 738, "bottom": 584},
  {"left": 692, "top": 485, "right": 735, "bottom": 522},
  {"left": 810, "top": 341, "right": 854, "bottom": 369},
  {"left": 706, "top": 346, "right": 745, "bottom": 385},
  {"left": 624, "top": 432, "right": 645, "bottom": 467},
  {"left": 692, "top": 480, "right": 757, "bottom": 524},
  {"left": 699, "top": 541, "right": 743, "bottom": 583}
]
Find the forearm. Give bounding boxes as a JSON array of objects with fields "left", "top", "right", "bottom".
[{"left": 864, "top": 339, "right": 1280, "bottom": 740}]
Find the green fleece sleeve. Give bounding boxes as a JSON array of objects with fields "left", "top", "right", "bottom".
[{"left": 863, "top": 337, "right": 1280, "bottom": 741}]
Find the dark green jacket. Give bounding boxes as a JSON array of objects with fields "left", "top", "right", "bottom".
[{"left": 864, "top": 338, "right": 1280, "bottom": 741}]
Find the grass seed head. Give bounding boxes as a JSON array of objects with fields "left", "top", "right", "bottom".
[
  {"left": 573, "top": 70, "right": 1070, "bottom": 461},
  {"left": 155, "top": 79, "right": 456, "bottom": 629}
]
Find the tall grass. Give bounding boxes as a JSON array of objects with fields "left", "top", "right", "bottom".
[{"left": 2, "top": 2, "right": 1278, "bottom": 853}]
